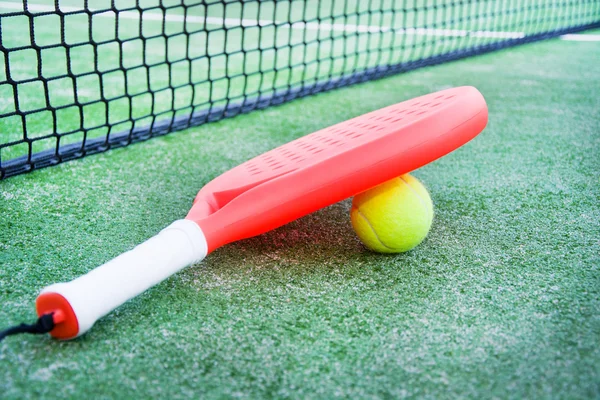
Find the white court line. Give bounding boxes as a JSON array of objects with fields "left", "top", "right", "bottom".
[
  {"left": 560, "top": 33, "right": 600, "bottom": 41},
  {"left": 0, "top": 1, "right": 597, "bottom": 41}
]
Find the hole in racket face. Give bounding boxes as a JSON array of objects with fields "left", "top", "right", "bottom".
[{"left": 243, "top": 90, "right": 460, "bottom": 177}]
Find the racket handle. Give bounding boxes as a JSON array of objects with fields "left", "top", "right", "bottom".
[{"left": 36, "top": 219, "right": 208, "bottom": 339}]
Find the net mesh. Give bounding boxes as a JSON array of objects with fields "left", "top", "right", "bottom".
[{"left": 1, "top": 0, "right": 598, "bottom": 179}]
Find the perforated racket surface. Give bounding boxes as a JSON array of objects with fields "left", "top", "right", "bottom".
[{"left": 189, "top": 86, "right": 488, "bottom": 250}]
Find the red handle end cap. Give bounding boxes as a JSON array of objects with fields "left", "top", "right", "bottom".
[{"left": 36, "top": 292, "right": 79, "bottom": 340}]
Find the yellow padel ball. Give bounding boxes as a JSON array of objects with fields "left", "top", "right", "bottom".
[{"left": 350, "top": 174, "right": 434, "bottom": 253}]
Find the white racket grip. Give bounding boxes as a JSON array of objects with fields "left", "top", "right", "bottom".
[{"left": 39, "top": 219, "right": 208, "bottom": 337}]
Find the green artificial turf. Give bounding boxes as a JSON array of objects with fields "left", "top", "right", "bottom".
[{"left": 1, "top": 33, "right": 600, "bottom": 398}]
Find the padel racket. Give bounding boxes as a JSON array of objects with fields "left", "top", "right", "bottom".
[{"left": 36, "top": 86, "right": 488, "bottom": 339}]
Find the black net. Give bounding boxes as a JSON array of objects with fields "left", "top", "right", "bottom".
[{"left": 0, "top": 1, "right": 598, "bottom": 179}]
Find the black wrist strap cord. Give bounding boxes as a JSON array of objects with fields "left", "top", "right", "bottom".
[{"left": 0, "top": 314, "right": 55, "bottom": 342}]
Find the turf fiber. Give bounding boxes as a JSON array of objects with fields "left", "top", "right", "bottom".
[{"left": 1, "top": 32, "right": 599, "bottom": 398}]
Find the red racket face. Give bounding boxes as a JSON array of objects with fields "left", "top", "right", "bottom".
[{"left": 188, "top": 86, "right": 488, "bottom": 251}]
